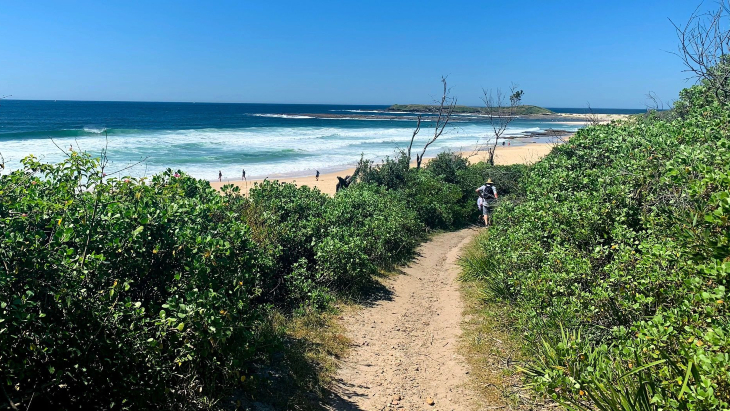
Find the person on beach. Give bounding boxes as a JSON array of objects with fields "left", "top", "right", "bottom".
[
  {"left": 242, "top": 168, "right": 246, "bottom": 180},
  {"left": 316, "top": 170, "right": 320, "bottom": 181},
  {"left": 476, "top": 179, "right": 498, "bottom": 227},
  {"left": 218, "top": 170, "right": 222, "bottom": 182}
]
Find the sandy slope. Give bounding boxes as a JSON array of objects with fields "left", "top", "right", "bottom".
[
  {"left": 210, "top": 142, "right": 556, "bottom": 196},
  {"left": 325, "top": 228, "right": 480, "bottom": 410}
]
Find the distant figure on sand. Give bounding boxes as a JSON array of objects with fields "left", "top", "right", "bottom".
[
  {"left": 316, "top": 170, "right": 320, "bottom": 181},
  {"left": 242, "top": 168, "right": 246, "bottom": 180},
  {"left": 502, "top": 141, "right": 505, "bottom": 146},
  {"left": 218, "top": 170, "right": 222, "bottom": 182},
  {"left": 69, "top": 144, "right": 73, "bottom": 151},
  {"left": 476, "top": 179, "right": 498, "bottom": 227}
]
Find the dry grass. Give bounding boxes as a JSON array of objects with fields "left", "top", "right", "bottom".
[
  {"left": 284, "top": 306, "right": 352, "bottom": 392},
  {"left": 459, "top": 280, "right": 555, "bottom": 410},
  {"left": 224, "top": 306, "right": 352, "bottom": 410}
]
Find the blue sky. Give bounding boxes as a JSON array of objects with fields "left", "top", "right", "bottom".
[{"left": 0, "top": 1, "right": 706, "bottom": 108}]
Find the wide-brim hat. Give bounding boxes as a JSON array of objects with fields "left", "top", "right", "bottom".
[{"left": 486, "top": 178, "right": 493, "bottom": 183}]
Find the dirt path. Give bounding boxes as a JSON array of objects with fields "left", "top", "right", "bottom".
[{"left": 326, "top": 228, "right": 480, "bottom": 411}]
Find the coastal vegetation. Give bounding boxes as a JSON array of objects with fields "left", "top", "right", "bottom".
[
  {"left": 0, "top": 142, "right": 502, "bottom": 408},
  {"left": 3, "top": 79, "right": 727, "bottom": 410},
  {"left": 3, "top": 5, "right": 727, "bottom": 409},
  {"left": 462, "top": 73, "right": 730, "bottom": 410},
  {"left": 387, "top": 103, "right": 553, "bottom": 115}
]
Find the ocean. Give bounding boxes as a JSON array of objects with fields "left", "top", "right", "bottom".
[{"left": 0, "top": 100, "right": 643, "bottom": 181}]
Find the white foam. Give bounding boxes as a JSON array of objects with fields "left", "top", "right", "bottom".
[
  {"left": 0, "top": 121, "right": 580, "bottom": 180},
  {"left": 252, "top": 114, "right": 315, "bottom": 119},
  {"left": 329, "top": 109, "right": 385, "bottom": 113}
]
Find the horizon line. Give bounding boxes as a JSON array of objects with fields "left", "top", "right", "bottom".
[{"left": 1, "top": 98, "right": 648, "bottom": 111}]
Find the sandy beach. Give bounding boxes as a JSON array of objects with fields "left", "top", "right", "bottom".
[
  {"left": 209, "top": 141, "right": 558, "bottom": 196},
  {"left": 550, "top": 112, "right": 630, "bottom": 123}
]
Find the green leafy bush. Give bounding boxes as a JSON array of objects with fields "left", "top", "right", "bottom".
[
  {"left": 462, "top": 83, "right": 730, "bottom": 410},
  {"left": 0, "top": 154, "right": 265, "bottom": 409},
  {"left": 0, "top": 126, "right": 522, "bottom": 408},
  {"left": 0, "top": 155, "right": 437, "bottom": 409},
  {"left": 354, "top": 151, "right": 411, "bottom": 190},
  {"left": 237, "top": 180, "right": 328, "bottom": 306},
  {"left": 321, "top": 183, "right": 423, "bottom": 270},
  {"left": 425, "top": 150, "right": 469, "bottom": 184},
  {"left": 354, "top": 150, "right": 526, "bottom": 230}
]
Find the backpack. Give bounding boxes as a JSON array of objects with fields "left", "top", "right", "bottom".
[{"left": 480, "top": 184, "right": 496, "bottom": 201}]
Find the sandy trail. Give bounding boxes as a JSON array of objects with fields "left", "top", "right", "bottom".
[{"left": 325, "top": 228, "right": 480, "bottom": 411}]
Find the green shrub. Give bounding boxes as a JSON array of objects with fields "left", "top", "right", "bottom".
[
  {"left": 321, "top": 183, "right": 423, "bottom": 270},
  {"left": 425, "top": 150, "right": 469, "bottom": 184},
  {"left": 353, "top": 150, "right": 528, "bottom": 230},
  {"left": 0, "top": 125, "right": 525, "bottom": 409},
  {"left": 240, "top": 180, "right": 328, "bottom": 306},
  {"left": 462, "top": 84, "right": 730, "bottom": 410},
  {"left": 0, "top": 154, "right": 266, "bottom": 409},
  {"left": 399, "top": 171, "right": 465, "bottom": 230},
  {"left": 458, "top": 162, "right": 527, "bottom": 198},
  {"left": 354, "top": 151, "right": 411, "bottom": 190}
]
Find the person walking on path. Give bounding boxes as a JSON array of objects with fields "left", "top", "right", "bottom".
[
  {"left": 315, "top": 170, "right": 320, "bottom": 181},
  {"left": 218, "top": 170, "right": 222, "bottom": 182},
  {"left": 476, "top": 179, "right": 498, "bottom": 226}
]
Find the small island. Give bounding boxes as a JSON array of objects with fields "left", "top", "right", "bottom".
[{"left": 387, "top": 104, "right": 554, "bottom": 115}]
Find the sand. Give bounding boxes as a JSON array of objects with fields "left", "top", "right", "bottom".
[
  {"left": 324, "top": 228, "right": 480, "bottom": 410},
  {"left": 551, "top": 112, "right": 630, "bottom": 123},
  {"left": 209, "top": 141, "right": 560, "bottom": 196}
]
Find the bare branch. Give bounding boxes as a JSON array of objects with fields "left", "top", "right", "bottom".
[
  {"left": 105, "top": 157, "right": 151, "bottom": 177},
  {"left": 410, "top": 76, "right": 457, "bottom": 170},
  {"left": 671, "top": 1, "right": 730, "bottom": 103},
  {"left": 586, "top": 102, "right": 601, "bottom": 126},
  {"left": 406, "top": 115, "right": 422, "bottom": 161},
  {"left": 481, "top": 83, "right": 523, "bottom": 165},
  {"left": 49, "top": 138, "right": 72, "bottom": 158},
  {"left": 645, "top": 91, "right": 665, "bottom": 112}
]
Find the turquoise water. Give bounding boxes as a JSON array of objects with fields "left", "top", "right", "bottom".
[{"left": 0, "top": 100, "right": 617, "bottom": 180}]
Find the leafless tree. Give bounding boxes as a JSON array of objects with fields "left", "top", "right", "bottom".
[
  {"left": 645, "top": 91, "right": 666, "bottom": 111},
  {"left": 406, "top": 115, "right": 422, "bottom": 161},
  {"left": 585, "top": 102, "right": 602, "bottom": 126},
  {"left": 406, "top": 76, "right": 457, "bottom": 169},
  {"left": 671, "top": 1, "right": 730, "bottom": 103},
  {"left": 482, "top": 84, "right": 523, "bottom": 166}
]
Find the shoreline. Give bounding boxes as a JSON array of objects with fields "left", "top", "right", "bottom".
[
  {"left": 209, "top": 140, "right": 562, "bottom": 196},
  {"left": 260, "top": 111, "right": 630, "bottom": 123}
]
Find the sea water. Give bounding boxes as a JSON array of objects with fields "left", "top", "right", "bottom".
[{"left": 0, "top": 100, "right": 630, "bottom": 181}]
